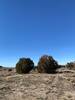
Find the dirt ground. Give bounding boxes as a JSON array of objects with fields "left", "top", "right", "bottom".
[{"left": 0, "top": 68, "right": 75, "bottom": 100}]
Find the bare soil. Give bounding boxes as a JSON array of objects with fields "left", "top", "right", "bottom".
[{"left": 0, "top": 68, "right": 75, "bottom": 100}]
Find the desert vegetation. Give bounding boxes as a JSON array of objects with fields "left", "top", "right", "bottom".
[
  {"left": 15, "top": 55, "right": 59, "bottom": 74},
  {"left": 0, "top": 54, "right": 75, "bottom": 74},
  {"left": 66, "top": 62, "right": 75, "bottom": 70},
  {"left": 37, "top": 55, "right": 59, "bottom": 73},
  {"left": 14, "top": 55, "right": 75, "bottom": 74},
  {"left": 16, "top": 58, "right": 34, "bottom": 74}
]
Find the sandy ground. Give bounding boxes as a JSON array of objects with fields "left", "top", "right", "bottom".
[{"left": 0, "top": 68, "right": 75, "bottom": 100}]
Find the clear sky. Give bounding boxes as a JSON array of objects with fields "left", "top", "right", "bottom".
[{"left": 0, "top": 0, "right": 75, "bottom": 67}]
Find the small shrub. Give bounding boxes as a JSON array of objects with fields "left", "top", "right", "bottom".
[
  {"left": 37, "top": 55, "right": 58, "bottom": 73},
  {"left": 16, "top": 58, "right": 34, "bottom": 74},
  {"left": 66, "top": 62, "right": 75, "bottom": 70},
  {"left": 8, "top": 68, "right": 12, "bottom": 71},
  {"left": 0, "top": 66, "right": 3, "bottom": 68}
]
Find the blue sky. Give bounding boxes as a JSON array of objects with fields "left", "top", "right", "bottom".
[{"left": 0, "top": 0, "right": 75, "bottom": 67}]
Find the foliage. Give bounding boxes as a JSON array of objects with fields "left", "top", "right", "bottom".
[
  {"left": 66, "top": 62, "right": 75, "bottom": 70},
  {"left": 37, "top": 55, "right": 58, "bottom": 73},
  {"left": 16, "top": 58, "right": 34, "bottom": 74},
  {"left": 8, "top": 68, "right": 12, "bottom": 71},
  {"left": 0, "top": 66, "right": 3, "bottom": 68}
]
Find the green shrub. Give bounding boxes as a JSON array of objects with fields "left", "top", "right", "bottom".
[
  {"left": 37, "top": 55, "right": 58, "bottom": 73},
  {"left": 16, "top": 58, "right": 34, "bottom": 74}
]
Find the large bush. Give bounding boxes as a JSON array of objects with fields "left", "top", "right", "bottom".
[
  {"left": 37, "top": 55, "right": 58, "bottom": 73},
  {"left": 16, "top": 58, "right": 34, "bottom": 74}
]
